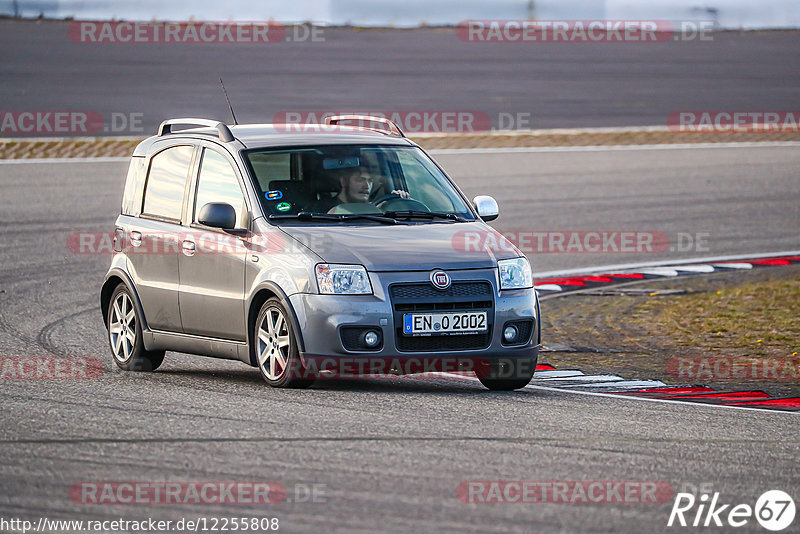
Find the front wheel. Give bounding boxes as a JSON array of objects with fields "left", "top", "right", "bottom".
[
  {"left": 254, "top": 298, "right": 314, "bottom": 388},
  {"left": 107, "top": 284, "right": 165, "bottom": 371},
  {"left": 476, "top": 357, "right": 536, "bottom": 391}
]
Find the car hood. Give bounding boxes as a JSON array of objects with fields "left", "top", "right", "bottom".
[{"left": 276, "top": 221, "right": 520, "bottom": 272}]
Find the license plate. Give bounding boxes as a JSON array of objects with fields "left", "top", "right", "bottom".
[{"left": 402, "top": 312, "right": 488, "bottom": 336}]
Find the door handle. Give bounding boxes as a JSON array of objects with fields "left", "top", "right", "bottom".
[
  {"left": 182, "top": 240, "right": 196, "bottom": 257},
  {"left": 130, "top": 231, "right": 142, "bottom": 247}
]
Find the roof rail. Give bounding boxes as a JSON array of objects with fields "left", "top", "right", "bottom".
[
  {"left": 324, "top": 115, "right": 405, "bottom": 138},
  {"left": 157, "top": 118, "right": 235, "bottom": 143}
]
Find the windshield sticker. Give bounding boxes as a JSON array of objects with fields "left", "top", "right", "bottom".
[
  {"left": 265, "top": 190, "right": 283, "bottom": 200},
  {"left": 276, "top": 202, "right": 291, "bottom": 212}
]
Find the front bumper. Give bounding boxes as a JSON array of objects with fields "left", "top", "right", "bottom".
[{"left": 289, "top": 267, "right": 539, "bottom": 373}]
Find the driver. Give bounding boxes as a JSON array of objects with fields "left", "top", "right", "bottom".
[{"left": 329, "top": 165, "right": 409, "bottom": 208}]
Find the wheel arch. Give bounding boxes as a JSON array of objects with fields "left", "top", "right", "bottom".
[
  {"left": 100, "top": 269, "right": 149, "bottom": 333},
  {"left": 247, "top": 283, "right": 305, "bottom": 367}
]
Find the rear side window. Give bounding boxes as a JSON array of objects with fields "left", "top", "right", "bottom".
[
  {"left": 194, "top": 148, "right": 247, "bottom": 229},
  {"left": 142, "top": 145, "right": 194, "bottom": 220},
  {"left": 121, "top": 156, "right": 146, "bottom": 216}
]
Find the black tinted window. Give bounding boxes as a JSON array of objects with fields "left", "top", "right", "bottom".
[{"left": 142, "top": 146, "right": 193, "bottom": 220}]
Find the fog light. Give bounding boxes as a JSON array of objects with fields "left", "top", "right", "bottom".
[
  {"left": 363, "top": 331, "right": 380, "bottom": 348},
  {"left": 503, "top": 326, "right": 518, "bottom": 343}
]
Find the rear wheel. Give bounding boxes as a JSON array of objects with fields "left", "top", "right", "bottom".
[
  {"left": 254, "top": 298, "right": 314, "bottom": 388},
  {"left": 107, "top": 284, "right": 164, "bottom": 371},
  {"left": 476, "top": 357, "right": 536, "bottom": 391}
]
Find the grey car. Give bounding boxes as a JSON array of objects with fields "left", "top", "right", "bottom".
[{"left": 101, "top": 116, "right": 541, "bottom": 390}]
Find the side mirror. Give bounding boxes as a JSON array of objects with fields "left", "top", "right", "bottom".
[
  {"left": 473, "top": 195, "right": 499, "bottom": 222},
  {"left": 198, "top": 202, "right": 236, "bottom": 230}
]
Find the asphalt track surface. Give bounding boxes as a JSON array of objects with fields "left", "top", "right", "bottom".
[
  {"left": 1, "top": 20, "right": 800, "bottom": 133},
  {"left": 0, "top": 144, "right": 798, "bottom": 532}
]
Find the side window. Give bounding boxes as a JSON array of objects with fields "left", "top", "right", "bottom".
[
  {"left": 394, "top": 149, "right": 457, "bottom": 213},
  {"left": 194, "top": 148, "right": 247, "bottom": 229},
  {"left": 142, "top": 145, "right": 193, "bottom": 220},
  {"left": 122, "top": 156, "right": 146, "bottom": 216}
]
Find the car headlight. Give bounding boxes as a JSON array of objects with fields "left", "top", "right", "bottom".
[
  {"left": 498, "top": 257, "right": 533, "bottom": 290},
  {"left": 315, "top": 264, "right": 373, "bottom": 295}
]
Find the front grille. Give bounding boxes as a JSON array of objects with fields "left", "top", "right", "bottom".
[
  {"left": 390, "top": 281, "right": 494, "bottom": 352},
  {"left": 394, "top": 301, "right": 492, "bottom": 312},
  {"left": 390, "top": 282, "right": 492, "bottom": 300}
]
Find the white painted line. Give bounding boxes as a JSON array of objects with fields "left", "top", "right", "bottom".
[
  {"left": 437, "top": 372, "right": 798, "bottom": 415},
  {"left": 673, "top": 265, "right": 716, "bottom": 273},
  {"left": 636, "top": 267, "right": 680, "bottom": 277},
  {"left": 559, "top": 380, "right": 666, "bottom": 389},
  {"left": 598, "top": 380, "right": 666, "bottom": 389},
  {"left": 534, "top": 284, "right": 562, "bottom": 292},
  {"left": 0, "top": 157, "right": 129, "bottom": 164},
  {"left": 536, "top": 374, "right": 624, "bottom": 383},
  {"left": 429, "top": 141, "right": 800, "bottom": 155},
  {"left": 533, "top": 251, "right": 800, "bottom": 279},
  {"left": 533, "top": 370, "right": 585, "bottom": 379},
  {"left": 712, "top": 263, "right": 754, "bottom": 270}
]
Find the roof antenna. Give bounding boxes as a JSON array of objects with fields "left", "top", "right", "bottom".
[{"left": 219, "top": 77, "right": 239, "bottom": 125}]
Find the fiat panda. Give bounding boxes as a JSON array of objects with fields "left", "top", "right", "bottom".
[{"left": 100, "top": 116, "right": 540, "bottom": 390}]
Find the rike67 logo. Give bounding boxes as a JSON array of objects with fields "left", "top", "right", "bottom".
[{"left": 668, "top": 490, "right": 795, "bottom": 531}]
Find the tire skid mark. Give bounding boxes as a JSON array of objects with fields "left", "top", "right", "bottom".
[
  {"left": 36, "top": 305, "right": 97, "bottom": 357},
  {"left": 0, "top": 390, "right": 273, "bottom": 426}
]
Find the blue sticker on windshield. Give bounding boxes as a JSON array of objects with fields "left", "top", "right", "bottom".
[{"left": 265, "top": 190, "right": 283, "bottom": 200}]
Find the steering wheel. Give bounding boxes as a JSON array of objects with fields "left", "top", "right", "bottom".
[
  {"left": 374, "top": 192, "right": 431, "bottom": 213},
  {"left": 372, "top": 192, "right": 402, "bottom": 205}
]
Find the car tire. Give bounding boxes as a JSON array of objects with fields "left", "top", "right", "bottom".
[
  {"left": 476, "top": 357, "right": 536, "bottom": 391},
  {"left": 254, "top": 298, "right": 314, "bottom": 388},
  {"left": 107, "top": 283, "right": 165, "bottom": 372}
]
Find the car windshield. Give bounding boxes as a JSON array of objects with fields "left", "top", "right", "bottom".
[{"left": 245, "top": 145, "right": 476, "bottom": 223}]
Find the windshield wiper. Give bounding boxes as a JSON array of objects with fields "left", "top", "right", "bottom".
[
  {"left": 383, "top": 210, "right": 467, "bottom": 222},
  {"left": 269, "top": 212, "right": 400, "bottom": 225}
]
